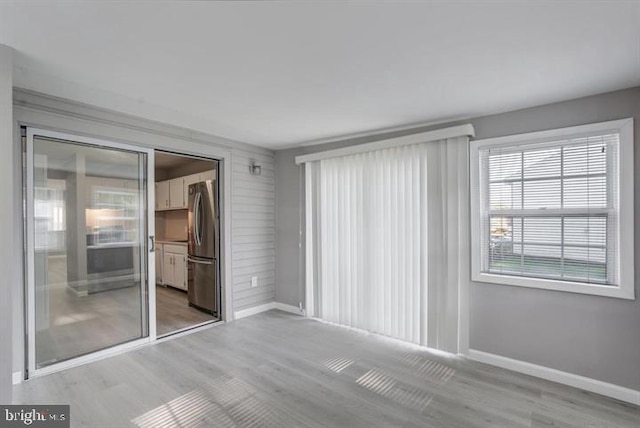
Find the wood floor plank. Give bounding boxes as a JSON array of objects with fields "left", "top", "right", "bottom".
[
  {"left": 13, "top": 310, "right": 640, "bottom": 428},
  {"left": 156, "top": 285, "right": 217, "bottom": 336}
]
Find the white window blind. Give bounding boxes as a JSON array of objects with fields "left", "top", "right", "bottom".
[
  {"left": 317, "top": 144, "right": 427, "bottom": 344},
  {"left": 301, "top": 129, "right": 472, "bottom": 352},
  {"left": 479, "top": 134, "right": 617, "bottom": 284},
  {"left": 471, "top": 118, "right": 634, "bottom": 299}
]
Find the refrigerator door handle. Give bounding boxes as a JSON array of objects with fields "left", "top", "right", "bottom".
[
  {"left": 187, "top": 257, "right": 213, "bottom": 265},
  {"left": 194, "top": 191, "right": 202, "bottom": 246}
]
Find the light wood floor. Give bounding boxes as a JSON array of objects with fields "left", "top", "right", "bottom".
[
  {"left": 14, "top": 310, "right": 640, "bottom": 428},
  {"left": 156, "top": 285, "right": 217, "bottom": 336},
  {"left": 37, "top": 254, "right": 214, "bottom": 366},
  {"left": 37, "top": 255, "right": 143, "bottom": 367},
  {"left": 36, "top": 283, "right": 143, "bottom": 368}
]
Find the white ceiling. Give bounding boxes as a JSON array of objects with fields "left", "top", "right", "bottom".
[{"left": 1, "top": 1, "right": 639, "bottom": 149}]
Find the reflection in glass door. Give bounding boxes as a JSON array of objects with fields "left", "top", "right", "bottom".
[{"left": 26, "top": 129, "right": 152, "bottom": 373}]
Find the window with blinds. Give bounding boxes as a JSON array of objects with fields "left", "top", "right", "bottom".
[
  {"left": 470, "top": 119, "right": 634, "bottom": 299},
  {"left": 481, "top": 135, "right": 616, "bottom": 284}
]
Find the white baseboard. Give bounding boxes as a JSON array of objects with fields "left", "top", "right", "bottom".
[
  {"left": 234, "top": 301, "right": 305, "bottom": 320},
  {"left": 273, "top": 302, "right": 304, "bottom": 315},
  {"left": 234, "top": 302, "right": 276, "bottom": 320},
  {"left": 467, "top": 349, "right": 640, "bottom": 406},
  {"left": 12, "top": 371, "right": 22, "bottom": 385}
]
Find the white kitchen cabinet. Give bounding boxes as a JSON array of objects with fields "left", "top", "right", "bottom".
[
  {"left": 169, "top": 177, "right": 185, "bottom": 209},
  {"left": 155, "top": 181, "right": 170, "bottom": 210},
  {"left": 156, "top": 177, "right": 187, "bottom": 210},
  {"left": 162, "top": 243, "right": 188, "bottom": 291},
  {"left": 162, "top": 251, "right": 174, "bottom": 286},
  {"left": 173, "top": 253, "right": 187, "bottom": 290}
]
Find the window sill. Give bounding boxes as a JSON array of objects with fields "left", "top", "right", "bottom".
[{"left": 472, "top": 272, "right": 635, "bottom": 300}]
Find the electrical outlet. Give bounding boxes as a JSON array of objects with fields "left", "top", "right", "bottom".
[{"left": 251, "top": 276, "right": 258, "bottom": 288}]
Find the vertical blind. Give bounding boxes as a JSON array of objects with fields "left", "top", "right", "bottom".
[
  {"left": 318, "top": 144, "right": 427, "bottom": 344},
  {"left": 478, "top": 133, "right": 619, "bottom": 285},
  {"left": 304, "top": 135, "right": 470, "bottom": 352}
]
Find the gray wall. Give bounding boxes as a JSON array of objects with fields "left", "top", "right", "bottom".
[
  {"left": 231, "top": 150, "right": 276, "bottom": 311},
  {"left": 0, "top": 44, "right": 14, "bottom": 403},
  {"left": 275, "top": 87, "right": 640, "bottom": 390}
]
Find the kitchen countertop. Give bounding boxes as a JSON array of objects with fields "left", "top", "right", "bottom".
[{"left": 157, "top": 239, "right": 188, "bottom": 245}]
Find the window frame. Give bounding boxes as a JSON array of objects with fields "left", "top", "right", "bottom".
[{"left": 470, "top": 118, "right": 634, "bottom": 300}]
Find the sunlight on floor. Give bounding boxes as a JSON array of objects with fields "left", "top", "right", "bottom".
[
  {"left": 131, "top": 374, "right": 278, "bottom": 428},
  {"left": 356, "top": 368, "right": 433, "bottom": 410},
  {"left": 53, "top": 312, "right": 98, "bottom": 327},
  {"left": 323, "top": 356, "right": 354, "bottom": 373},
  {"left": 401, "top": 353, "right": 456, "bottom": 384}
]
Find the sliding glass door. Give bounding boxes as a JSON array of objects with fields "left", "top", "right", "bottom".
[{"left": 26, "top": 128, "right": 154, "bottom": 374}]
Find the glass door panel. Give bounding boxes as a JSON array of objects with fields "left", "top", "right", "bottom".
[{"left": 28, "top": 131, "right": 149, "bottom": 370}]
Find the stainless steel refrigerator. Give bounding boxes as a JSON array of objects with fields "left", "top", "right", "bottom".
[{"left": 187, "top": 179, "right": 219, "bottom": 317}]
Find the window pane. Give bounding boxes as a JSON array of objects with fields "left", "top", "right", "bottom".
[
  {"left": 523, "top": 179, "right": 561, "bottom": 209},
  {"left": 489, "top": 251, "right": 521, "bottom": 276},
  {"left": 489, "top": 152, "right": 521, "bottom": 181},
  {"left": 32, "top": 135, "right": 148, "bottom": 369},
  {"left": 512, "top": 217, "right": 522, "bottom": 242},
  {"left": 490, "top": 182, "right": 521, "bottom": 210},
  {"left": 563, "top": 176, "right": 607, "bottom": 208},
  {"left": 563, "top": 143, "right": 606, "bottom": 176},
  {"left": 522, "top": 217, "right": 561, "bottom": 245},
  {"left": 520, "top": 245, "right": 563, "bottom": 277},
  {"left": 519, "top": 244, "right": 562, "bottom": 259},
  {"left": 564, "top": 246, "right": 606, "bottom": 263},
  {"left": 523, "top": 147, "right": 561, "bottom": 179},
  {"left": 564, "top": 217, "right": 607, "bottom": 247},
  {"left": 479, "top": 130, "right": 619, "bottom": 286}
]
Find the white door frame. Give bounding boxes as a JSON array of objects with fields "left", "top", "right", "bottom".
[{"left": 25, "top": 127, "right": 156, "bottom": 378}]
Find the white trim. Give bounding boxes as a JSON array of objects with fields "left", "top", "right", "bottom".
[
  {"left": 470, "top": 118, "right": 634, "bottom": 300},
  {"left": 617, "top": 118, "right": 634, "bottom": 299},
  {"left": 295, "top": 124, "right": 474, "bottom": 164},
  {"left": 273, "top": 302, "right": 305, "bottom": 315},
  {"left": 25, "top": 131, "right": 35, "bottom": 376},
  {"left": 146, "top": 150, "right": 156, "bottom": 340},
  {"left": 23, "top": 321, "right": 224, "bottom": 382},
  {"left": 471, "top": 119, "right": 632, "bottom": 149},
  {"left": 234, "top": 302, "right": 276, "bottom": 319},
  {"left": 29, "top": 338, "right": 151, "bottom": 379},
  {"left": 466, "top": 349, "right": 640, "bottom": 406},
  {"left": 12, "top": 371, "right": 22, "bottom": 385},
  {"left": 25, "top": 127, "right": 156, "bottom": 377},
  {"left": 221, "top": 155, "right": 233, "bottom": 323},
  {"left": 278, "top": 117, "right": 473, "bottom": 150},
  {"left": 304, "top": 163, "right": 315, "bottom": 318},
  {"left": 233, "top": 301, "right": 305, "bottom": 320},
  {"left": 473, "top": 272, "right": 634, "bottom": 299},
  {"left": 155, "top": 320, "right": 224, "bottom": 342},
  {"left": 28, "top": 127, "right": 156, "bottom": 155}
]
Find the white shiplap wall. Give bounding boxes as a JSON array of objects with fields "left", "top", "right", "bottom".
[{"left": 231, "top": 149, "right": 276, "bottom": 311}]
